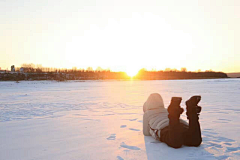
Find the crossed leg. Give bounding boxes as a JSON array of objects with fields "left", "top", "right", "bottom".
[
  {"left": 184, "top": 96, "right": 202, "bottom": 146},
  {"left": 160, "top": 97, "right": 186, "bottom": 148},
  {"left": 160, "top": 117, "right": 188, "bottom": 148},
  {"left": 184, "top": 115, "right": 202, "bottom": 146},
  {"left": 160, "top": 96, "right": 202, "bottom": 148}
]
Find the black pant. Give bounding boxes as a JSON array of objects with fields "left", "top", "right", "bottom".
[{"left": 160, "top": 116, "right": 202, "bottom": 148}]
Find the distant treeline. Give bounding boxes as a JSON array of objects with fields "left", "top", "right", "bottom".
[
  {"left": 15, "top": 63, "right": 107, "bottom": 73},
  {"left": 0, "top": 64, "right": 228, "bottom": 81},
  {"left": 135, "top": 69, "right": 228, "bottom": 80},
  {"left": 0, "top": 71, "right": 129, "bottom": 81}
]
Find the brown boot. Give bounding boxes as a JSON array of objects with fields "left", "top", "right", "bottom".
[
  {"left": 186, "top": 96, "right": 202, "bottom": 120},
  {"left": 168, "top": 97, "right": 184, "bottom": 123}
]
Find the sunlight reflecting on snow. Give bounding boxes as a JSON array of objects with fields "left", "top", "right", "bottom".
[{"left": 0, "top": 79, "right": 239, "bottom": 160}]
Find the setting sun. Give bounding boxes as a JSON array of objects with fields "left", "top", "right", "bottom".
[{"left": 126, "top": 68, "right": 139, "bottom": 77}]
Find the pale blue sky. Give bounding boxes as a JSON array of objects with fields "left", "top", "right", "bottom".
[{"left": 1, "top": 0, "right": 239, "bottom": 73}]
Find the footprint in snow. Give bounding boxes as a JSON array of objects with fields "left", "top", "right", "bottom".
[
  {"left": 107, "top": 134, "right": 116, "bottom": 140},
  {"left": 120, "top": 125, "right": 127, "bottom": 128},
  {"left": 117, "top": 156, "right": 124, "bottom": 160},
  {"left": 103, "top": 114, "right": 115, "bottom": 116},
  {"left": 129, "top": 128, "right": 140, "bottom": 131},
  {"left": 202, "top": 130, "right": 218, "bottom": 135},
  {"left": 226, "top": 146, "right": 240, "bottom": 152},
  {"left": 129, "top": 118, "right": 137, "bottom": 121},
  {"left": 224, "top": 143, "right": 232, "bottom": 146},
  {"left": 218, "top": 118, "right": 231, "bottom": 122},
  {"left": 201, "top": 128, "right": 239, "bottom": 158},
  {"left": 215, "top": 155, "right": 230, "bottom": 160},
  {"left": 120, "top": 142, "right": 140, "bottom": 150},
  {"left": 217, "top": 136, "right": 235, "bottom": 143}
]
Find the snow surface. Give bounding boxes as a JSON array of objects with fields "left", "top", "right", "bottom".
[{"left": 0, "top": 79, "right": 239, "bottom": 160}]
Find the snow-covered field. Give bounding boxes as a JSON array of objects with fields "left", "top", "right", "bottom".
[{"left": 0, "top": 79, "right": 239, "bottom": 160}]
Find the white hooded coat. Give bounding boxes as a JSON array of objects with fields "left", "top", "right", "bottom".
[{"left": 143, "top": 93, "right": 188, "bottom": 140}]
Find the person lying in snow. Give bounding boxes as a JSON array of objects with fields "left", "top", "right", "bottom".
[{"left": 143, "top": 93, "right": 202, "bottom": 148}]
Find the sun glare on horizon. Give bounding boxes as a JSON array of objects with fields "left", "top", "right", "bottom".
[
  {"left": 0, "top": 1, "right": 239, "bottom": 73},
  {"left": 126, "top": 68, "right": 139, "bottom": 77}
]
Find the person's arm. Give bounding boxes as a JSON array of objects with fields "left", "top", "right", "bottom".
[{"left": 143, "top": 112, "right": 151, "bottom": 136}]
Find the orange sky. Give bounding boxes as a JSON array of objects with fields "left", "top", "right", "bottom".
[{"left": 0, "top": 0, "right": 239, "bottom": 74}]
